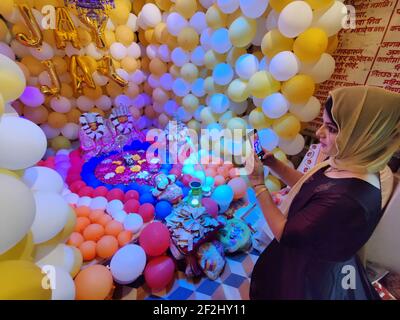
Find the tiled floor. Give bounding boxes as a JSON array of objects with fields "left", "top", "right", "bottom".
[{"left": 114, "top": 249, "right": 261, "bottom": 300}]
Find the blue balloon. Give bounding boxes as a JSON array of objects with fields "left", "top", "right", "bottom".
[
  {"left": 182, "top": 187, "right": 190, "bottom": 197},
  {"left": 155, "top": 201, "right": 173, "bottom": 221},
  {"left": 211, "top": 185, "right": 234, "bottom": 204},
  {"left": 139, "top": 193, "right": 156, "bottom": 205}
]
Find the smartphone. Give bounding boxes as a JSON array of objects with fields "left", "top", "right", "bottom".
[{"left": 248, "top": 129, "right": 265, "bottom": 161}]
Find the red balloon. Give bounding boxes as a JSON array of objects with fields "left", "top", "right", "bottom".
[
  {"left": 93, "top": 186, "right": 109, "bottom": 198},
  {"left": 181, "top": 174, "right": 192, "bottom": 186},
  {"left": 144, "top": 256, "right": 175, "bottom": 292},
  {"left": 124, "top": 199, "right": 140, "bottom": 213},
  {"left": 201, "top": 198, "right": 219, "bottom": 218},
  {"left": 169, "top": 168, "right": 182, "bottom": 177},
  {"left": 138, "top": 203, "right": 155, "bottom": 223},
  {"left": 139, "top": 222, "right": 170, "bottom": 257},
  {"left": 124, "top": 190, "right": 139, "bottom": 202},
  {"left": 70, "top": 180, "right": 86, "bottom": 193},
  {"left": 67, "top": 173, "right": 82, "bottom": 184},
  {"left": 78, "top": 186, "right": 94, "bottom": 197},
  {"left": 106, "top": 188, "right": 125, "bottom": 202}
]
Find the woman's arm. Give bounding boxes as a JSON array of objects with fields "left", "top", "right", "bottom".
[{"left": 264, "top": 153, "right": 304, "bottom": 188}]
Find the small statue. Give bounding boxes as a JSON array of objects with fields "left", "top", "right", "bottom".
[
  {"left": 79, "top": 112, "right": 114, "bottom": 161},
  {"left": 152, "top": 173, "right": 183, "bottom": 204},
  {"left": 196, "top": 241, "right": 226, "bottom": 280}
]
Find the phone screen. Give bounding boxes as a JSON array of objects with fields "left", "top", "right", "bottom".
[{"left": 248, "top": 129, "right": 265, "bottom": 160}]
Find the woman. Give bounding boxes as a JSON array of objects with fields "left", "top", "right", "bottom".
[{"left": 249, "top": 86, "right": 400, "bottom": 300}]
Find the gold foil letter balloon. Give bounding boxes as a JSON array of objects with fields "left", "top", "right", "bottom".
[
  {"left": 70, "top": 55, "right": 96, "bottom": 95},
  {"left": 41, "top": 60, "right": 61, "bottom": 95},
  {"left": 55, "top": 7, "right": 80, "bottom": 49},
  {"left": 16, "top": 4, "right": 43, "bottom": 48},
  {"left": 97, "top": 55, "right": 128, "bottom": 87}
]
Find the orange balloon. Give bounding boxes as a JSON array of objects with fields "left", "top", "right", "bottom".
[
  {"left": 79, "top": 240, "right": 97, "bottom": 261},
  {"left": 66, "top": 108, "right": 82, "bottom": 123},
  {"left": 205, "top": 168, "right": 217, "bottom": 177},
  {"left": 117, "top": 231, "right": 133, "bottom": 247},
  {"left": 89, "top": 210, "right": 106, "bottom": 223},
  {"left": 76, "top": 206, "right": 91, "bottom": 218},
  {"left": 83, "top": 224, "right": 105, "bottom": 241},
  {"left": 217, "top": 166, "right": 229, "bottom": 178},
  {"left": 48, "top": 112, "right": 68, "bottom": 129},
  {"left": 60, "top": 83, "right": 74, "bottom": 98},
  {"left": 214, "top": 175, "right": 226, "bottom": 186},
  {"left": 74, "top": 265, "right": 113, "bottom": 300},
  {"left": 96, "top": 235, "right": 119, "bottom": 259},
  {"left": 67, "top": 232, "right": 84, "bottom": 248},
  {"left": 75, "top": 217, "right": 91, "bottom": 233},
  {"left": 23, "top": 105, "right": 48, "bottom": 124},
  {"left": 229, "top": 168, "right": 240, "bottom": 179},
  {"left": 105, "top": 221, "right": 123, "bottom": 237},
  {"left": 98, "top": 214, "right": 113, "bottom": 227}
]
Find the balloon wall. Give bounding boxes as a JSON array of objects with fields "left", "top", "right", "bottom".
[{"left": 0, "top": 0, "right": 347, "bottom": 300}]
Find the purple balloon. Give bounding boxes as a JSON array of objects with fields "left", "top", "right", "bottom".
[{"left": 19, "top": 86, "right": 45, "bottom": 108}]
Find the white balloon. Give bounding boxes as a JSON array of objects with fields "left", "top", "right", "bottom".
[
  {"left": 127, "top": 42, "right": 141, "bottom": 59},
  {"left": 85, "top": 42, "right": 103, "bottom": 60},
  {"left": 141, "top": 3, "right": 162, "bottom": 28},
  {"left": 61, "top": 123, "right": 79, "bottom": 140},
  {"left": 77, "top": 196, "right": 92, "bottom": 208},
  {"left": 64, "top": 193, "right": 79, "bottom": 206},
  {"left": 166, "top": 12, "right": 188, "bottom": 36},
  {"left": 266, "top": 9, "right": 279, "bottom": 31},
  {"left": 190, "top": 46, "right": 205, "bottom": 66},
  {"left": 22, "top": 166, "right": 64, "bottom": 193},
  {"left": 126, "top": 13, "right": 138, "bottom": 32},
  {"left": 200, "top": 0, "right": 215, "bottom": 9},
  {"left": 211, "top": 28, "right": 232, "bottom": 54},
  {"left": 50, "top": 267, "right": 75, "bottom": 300},
  {"left": 240, "top": 0, "right": 269, "bottom": 19},
  {"left": 110, "top": 244, "right": 146, "bottom": 284},
  {"left": 110, "top": 42, "right": 127, "bottom": 60},
  {"left": 0, "top": 42, "right": 16, "bottom": 60},
  {"left": 279, "top": 134, "right": 305, "bottom": 155},
  {"left": 269, "top": 51, "right": 300, "bottom": 81},
  {"left": 171, "top": 47, "right": 190, "bottom": 67},
  {"left": 177, "top": 107, "right": 193, "bottom": 122},
  {"left": 190, "top": 12, "right": 207, "bottom": 34},
  {"left": 40, "top": 124, "right": 61, "bottom": 140},
  {"left": 123, "top": 214, "right": 143, "bottom": 233},
  {"left": 95, "top": 95, "right": 112, "bottom": 111},
  {"left": 29, "top": 42, "right": 54, "bottom": 61},
  {"left": 230, "top": 101, "right": 247, "bottom": 115},
  {"left": 0, "top": 117, "right": 47, "bottom": 170},
  {"left": 35, "top": 244, "right": 77, "bottom": 276},
  {"left": 31, "top": 191, "right": 70, "bottom": 244},
  {"left": 112, "top": 210, "right": 128, "bottom": 223},
  {"left": 90, "top": 197, "right": 108, "bottom": 210},
  {"left": 262, "top": 93, "right": 289, "bottom": 119},
  {"left": 76, "top": 96, "right": 95, "bottom": 112},
  {"left": 213, "top": 63, "right": 233, "bottom": 85},
  {"left": 210, "top": 93, "right": 230, "bottom": 114},
  {"left": 300, "top": 53, "right": 336, "bottom": 83},
  {"left": 160, "top": 73, "right": 174, "bottom": 91},
  {"left": 217, "top": 0, "right": 240, "bottom": 14},
  {"left": 191, "top": 78, "right": 206, "bottom": 97},
  {"left": 146, "top": 44, "right": 159, "bottom": 60},
  {"left": 172, "top": 78, "right": 191, "bottom": 97},
  {"left": 50, "top": 96, "right": 72, "bottom": 113},
  {"left": 258, "top": 128, "right": 279, "bottom": 151},
  {"left": 312, "top": 1, "right": 348, "bottom": 36},
  {"left": 200, "top": 28, "right": 213, "bottom": 51},
  {"left": 235, "top": 54, "right": 259, "bottom": 80},
  {"left": 0, "top": 174, "right": 36, "bottom": 254},
  {"left": 278, "top": 1, "right": 313, "bottom": 38},
  {"left": 106, "top": 199, "right": 124, "bottom": 215},
  {"left": 130, "top": 70, "right": 146, "bottom": 84},
  {"left": 289, "top": 96, "right": 321, "bottom": 122},
  {"left": 158, "top": 44, "right": 171, "bottom": 62}
]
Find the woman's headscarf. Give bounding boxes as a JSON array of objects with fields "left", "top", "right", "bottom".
[{"left": 280, "top": 86, "right": 400, "bottom": 216}]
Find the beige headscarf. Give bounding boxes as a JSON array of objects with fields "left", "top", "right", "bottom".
[{"left": 280, "top": 86, "right": 400, "bottom": 216}]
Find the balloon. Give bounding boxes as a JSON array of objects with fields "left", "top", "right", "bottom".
[
  {"left": 269, "top": 51, "right": 300, "bottom": 81},
  {"left": 249, "top": 108, "right": 273, "bottom": 130},
  {"left": 155, "top": 201, "right": 173, "bottom": 221},
  {"left": 178, "top": 27, "right": 199, "bottom": 51},
  {"left": 0, "top": 232, "right": 34, "bottom": 262},
  {"left": 273, "top": 114, "right": 301, "bottom": 140},
  {"left": 217, "top": 0, "right": 240, "bottom": 14},
  {"left": 289, "top": 96, "right": 321, "bottom": 122},
  {"left": 262, "top": 93, "right": 289, "bottom": 119},
  {"left": 0, "top": 116, "right": 46, "bottom": 170},
  {"left": 228, "top": 177, "right": 248, "bottom": 200},
  {"left": 248, "top": 71, "right": 281, "bottom": 99},
  {"left": 0, "top": 174, "right": 35, "bottom": 254},
  {"left": 110, "top": 244, "right": 146, "bottom": 284},
  {"left": 206, "top": 4, "right": 227, "bottom": 30},
  {"left": 227, "top": 79, "right": 250, "bottom": 103},
  {"left": 19, "top": 86, "right": 44, "bottom": 108},
  {"left": 279, "top": 134, "right": 306, "bottom": 155},
  {"left": 0, "top": 53, "right": 26, "bottom": 103},
  {"left": 190, "top": 12, "right": 207, "bottom": 34},
  {"left": 75, "top": 265, "right": 113, "bottom": 300},
  {"left": 258, "top": 128, "right": 279, "bottom": 151},
  {"left": 123, "top": 214, "right": 143, "bottom": 234},
  {"left": 300, "top": 53, "right": 335, "bottom": 83},
  {"left": 191, "top": 78, "right": 206, "bottom": 97},
  {"left": 51, "top": 267, "right": 75, "bottom": 300},
  {"left": 269, "top": 0, "right": 294, "bottom": 12},
  {"left": 261, "top": 29, "right": 294, "bottom": 59},
  {"left": 213, "top": 63, "right": 233, "bottom": 86},
  {"left": 278, "top": 1, "right": 313, "bottom": 38},
  {"left": 51, "top": 136, "right": 71, "bottom": 151},
  {"left": 181, "top": 63, "right": 199, "bottom": 82},
  {"left": 282, "top": 74, "right": 315, "bottom": 104},
  {"left": 61, "top": 123, "right": 79, "bottom": 140},
  {"left": 293, "top": 28, "right": 328, "bottom": 63},
  {"left": 235, "top": 54, "right": 259, "bottom": 80},
  {"left": 96, "top": 235, "right": 119, "bottom": 259},
  {"left": 166, "top": 12, "right": 188, "bottom": 37},
  {"left": 312, "top": 1, "right": 348, "bottom": 36},
  {"left": 172, "top": 78, "right": 190, "bottom": 97},
  {"left": 210, "top": 93, "right": 230, "bottom": 114},
  {"left": 140, "top": 3, "right": 162, "bottom": 28},
  {"left": 22, "top": 166, "right": 64, "bottom": 193},
  {"left": 31, "top": 192, "right": 70, "bottom": 244},
  {"left": 144, "top": 256, "right": 175, "bottom": 291},
  {"left": 239, "top": 0, "right": 269, "bottom": 19},
  {"left": 175, "top": 0, "right": 197, "bottom": 19},
  {"left": 0, "top": 260, "right": 51, "bottom": 300},
  {"left": 139, "top": 222, "right": 170, "bottom": 257},
  {"left": 229, "top": 16, "right": 257, "bottom": 48},
  {"left": 210, "top": 28, "right": 232, "bottom": 54}
]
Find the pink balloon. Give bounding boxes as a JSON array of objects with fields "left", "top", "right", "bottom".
[
  {"left": 139, "top": 222, "right": 170, "bottom": 257},
  {"left": 201, "top": 198, "right": 219, "bottom": 217},
  {"left": 228, "top": 177, "right": 248, "bottom": 200},
  {"left": 144, "top": 256, "right": 175, "bottom": 292},
  {"left": 214, "top": 175, "right": 226, "bottom": 186},
  {"left": 205, "top": 168, "right": 217, "bottom": 178},
  {"left": 217, "top": 166, "right": 229, "bottom": 178},
  {"left": 229, "top": 168, "right": 240, "bottom": 179}
]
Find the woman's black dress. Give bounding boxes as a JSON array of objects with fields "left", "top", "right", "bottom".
[{"left": 250, "top": 167, "right": 382, "bottom": 300}]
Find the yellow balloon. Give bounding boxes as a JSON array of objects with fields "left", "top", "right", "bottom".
[
  {"left": 155, "top": 0, "right": 172, "bottom": 11},
  {"left": 187, "top": 119, "right": 201, "bottom": 133},
  {"left": 0, "top": 260, "right": 52, "bottom": 300},
  {"left": 149, "top": 58, "right": 167, "bottom": 76},
  {"left": 0, "top": 168, "right": 20, "bottom": 179},
  {"left": 51, "top": 136, "right": 71, "bottom": 150},
  {"left": 70, "top": 246, "right": 83, "bottom": 278},
  {"left": 261, "top": 29, "right": 294, "bottom": 59},
  {"left": 293, "top": 28, "right": 328, "bottom": 63},
  {"left": 178, "top": 27, "right": 199, "bottom": 51},
  {"left": 282, "top": 74, "right": 315, "bottom": 105},
  {"left": 265, "top": 175, "right": 282, "bottom": 192},
  {"left": 204, "top": 50, "right": 226, "bottom": 70},
  {"left": 115, "top": 25, "right": 135, "bottom": 46},
  {"left": 48, "top": 112, "right": 67, "bottom": 129},
  {"left": 227, "top": 79, "right": 250, "bottom": 103},
  {"left": 227, "top": 47, "right": 247, "bottom": 65},
  {"left": 154, "top": 22, "right": 169, "bottom": 44},
  {"left": 77, "top": 27, "right": 92, "bottom": 46},
  {"left": 272, "top": 148, "right": 288, "bottom": 162},
  {"left": 181, "top": 63, "right": 198, "bottom": 82},
  {"left": 109, "top": 1, "right": 130, "bottom": 26},
  {"left": 175, "top": 0, "right": 197, "bottom": 19},
  {"left": 269, "top": 0, "right": 294, "bottom": 12},
  {"left": 206, "top": 5, "right": 227, "bottom": 29},
  {"left": 229, "top": 16, "right": 257, "bottom": 48},
  {"left": 273, "top": 114, "right": 301, "bottom": 140},
  {"left": 248, "top": 71, "right": 281, "bottom": 99},
  {"left": 249, "top": 108, "right": 273, "bottom": 130},
  {"left": 0, "top": 232, "right": 34, "bottom": 262},
  {"left": 21, "top": 56, "right": 45, "bottom": 76},
  {"left": 182, "top": 94, "right": 199, "bottom": 113},
  {"left": 144, "top": 28, "right": 156, "bottom": 44},
  {"left": 0, "top": 19, "right": 9, "bottom": 42},
  {"left": 104, "top": 30, "right": 116, "bottom": 48},
  {"left": 327, "top": 35, "right": 339, "bottom": 55},
  {"left": 200, "top": 107, "right": 218, "bottom": 125},
  {"left": 132, "top": 0, "right": 145, "bottom": 15},
  {"left": 0, "top": 54, "right": 26, "bottom": 103},
  {"left": 204, "top": 76, "right": 216, "bottom": 94},
  {"left": 304, "top": 0, "right": 334, "bottom": 10}
]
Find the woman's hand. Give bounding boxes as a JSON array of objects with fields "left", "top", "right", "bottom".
[
  {"left": 260, "top": 148, "right": 278, "bottom": 167},
  {"left": 248, "top": 151, "right": 266, "bottom": 187}
]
